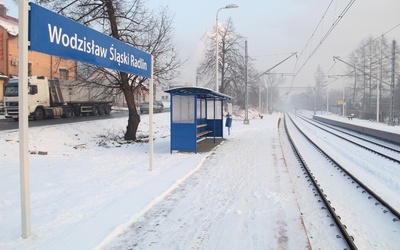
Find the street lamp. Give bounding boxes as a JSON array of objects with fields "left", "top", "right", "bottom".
[{"left": 215, "top": 4, "right": 238, "bottom": 92}]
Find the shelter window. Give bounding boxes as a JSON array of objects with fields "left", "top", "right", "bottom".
[
  {"left": 207, "top": 99, "right": 222, "bottom": 119},
  {"left": 197, "top": 99, "right": 206, "bottom": 119},
  {"left": 172, "top": 95, "right": 195, "bottom": 123}
]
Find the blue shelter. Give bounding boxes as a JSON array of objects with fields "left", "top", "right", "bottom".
[{"left": 164, "top": 87, "right": 233, "bottom": 153}]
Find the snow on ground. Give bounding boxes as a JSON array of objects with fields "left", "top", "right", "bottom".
[
  {"left": 0, "top": 110, "right": 311, "bottom": 250},
  {"left": 1, "top": 109, "right": 400, "bottom": 249},
  {"left": 103, "top": 114, "right": 309, "bottom": 249}
]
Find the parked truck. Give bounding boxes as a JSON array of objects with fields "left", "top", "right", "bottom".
[{"left": 4, "top": 76, "right": 114, "bottom": 121}]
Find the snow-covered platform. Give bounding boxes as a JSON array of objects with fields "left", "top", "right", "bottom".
[{"left": 313, "top": 114, "right": 400, "bottom": 145}]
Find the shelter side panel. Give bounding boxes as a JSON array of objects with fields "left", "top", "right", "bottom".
[
  {"left": 206, "top": 119, "right": 223, "bottom": 137},
  {"left": 171, "top": 123, "right": 197, "bottom": 151}
]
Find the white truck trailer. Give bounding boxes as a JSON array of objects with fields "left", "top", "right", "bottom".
[{"left": 3, "top": 76, "right": 114, "bottom": 120}]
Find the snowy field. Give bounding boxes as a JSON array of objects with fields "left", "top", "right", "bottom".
[{"left": 1, "top": 110, "right": 311, "bottom": 249}]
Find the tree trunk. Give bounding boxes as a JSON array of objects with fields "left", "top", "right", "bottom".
[
  {"left": 102, "top": 1, "right": 140, "bottom": 141},
  {"left": 120, "top": 72, "right": 140, "bottom": 141},
  {"left": 125, "top": 107, "right": 141, "bottom": 141}
]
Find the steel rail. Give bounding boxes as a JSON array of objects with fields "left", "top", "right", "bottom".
[
  {"left": 296, "top": 114, "right": 400, "bottom": 163},
  {"left": 283, "top": 114, "right": 358, "bottom": 249},
  {"left": 287, "top": 113, "right": 400, "bottom": 221}
]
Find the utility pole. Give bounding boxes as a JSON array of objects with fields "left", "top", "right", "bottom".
[
  {"left": 258, "top": 84, "right": 261, "bottom": 113},
  {"left": 326, "top": 87, "right": 329, "bottom": 112},
  {"left": 343, "top": 85, "right": 346, "bottom": 117},
  {"left": 244, "top": 40, "right": 249, "bottom": 124},
  {"left": 378, "top": 36, "right": 383, "bottom": 123},
  {"left": 390, "top": 40, "right": 396, "bottom": 125},
  {"left": 314, "top": 87, "right": 317, "bottom": 114}
]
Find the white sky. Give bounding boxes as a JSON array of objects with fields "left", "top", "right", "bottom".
[
  {"left": 3, "top": 0, "right": 400, "bottom": 89},
  {"left": 144, "top": 0, "right": 400, "bottom": 89}
]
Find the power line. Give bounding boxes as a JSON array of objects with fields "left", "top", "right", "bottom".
[
  {"left": 253, "top": 52, "right": 297, "bottom": 58},
  {"left": 285, "top": 0, "right": 356, "bottom": 94},
  {"left": 297, "top": 0, "right": 334, "bottom": 59},
  {"left": 294, "top": 0, "right": 356, "bottom": 77}
]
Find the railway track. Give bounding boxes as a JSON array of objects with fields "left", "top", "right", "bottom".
[
  {"left": 283, "top": 113, "right": 400, "bottom": 249},
  {"left": 297, "top": 114, "right": 400, "bottom": 163}
]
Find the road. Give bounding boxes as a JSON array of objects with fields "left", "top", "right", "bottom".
[{"left": 0, "top": 109, "right": 130, "bottom": 131}]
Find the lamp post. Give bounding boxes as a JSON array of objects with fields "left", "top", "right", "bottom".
[
  {"left": 244, "top": 40, "right": 249, "bottom": 124},
  {"left": 216, "top": 4, "right": 238, "bottom": 92}
]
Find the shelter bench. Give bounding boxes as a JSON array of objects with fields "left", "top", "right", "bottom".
[
  {"left": 197, "top": 130, "right": 213, "bottom": 138},
  {"left": 196, "top": 124, "right": 212, "bottom": 138},
  {"left": 348, "top": 114, "right": 355, "bottom": 120}
]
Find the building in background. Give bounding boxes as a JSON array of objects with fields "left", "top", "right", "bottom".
[
  {"left": 0, "top": 3, "right": 77, "bottom": 99},
  {"left": 156, "top": 83, "right": 170, "bottom": 103}
]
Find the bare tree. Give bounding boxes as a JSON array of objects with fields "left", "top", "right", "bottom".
[
  {"left": 35, "top": 0, "right": 183, "bottom": 140},
  {"left": 198, "top": 19, "right": 244, "bottom": 93},
  {"left": 314, "top": 65, "right": 326, "bottom": 111},
  {"left": 344, "top": 35, "right": 397, "bottom": 120},
  {"left": 198, "top": 18, "right": 266, "bottom": 110}
]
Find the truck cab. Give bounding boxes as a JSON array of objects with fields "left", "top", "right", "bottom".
[{"left": 4, "top": 76, "right": 53, "bottom": 120}]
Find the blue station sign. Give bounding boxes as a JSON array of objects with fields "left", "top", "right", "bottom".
[{"left": 28, "top": 3, "right": 151, "bottom": 78}]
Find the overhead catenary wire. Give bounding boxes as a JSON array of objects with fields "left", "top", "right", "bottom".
[
  {"left": 253, "top": 52, "right": 298, "bottom": 58},
  {"left": 272, "top": 0, "right": 333, "bottom": 92},
  {"left": 294, "top": 0, "right": 356, "bottom": 78},
  {"left": 297, "top": 0, "right": 334, "bottom": 60},
  {"left": 287, "top": 0, "right": 356, "bottom": 92}
]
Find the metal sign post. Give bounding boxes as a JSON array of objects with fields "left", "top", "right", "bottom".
[
  {"left": 18, "top": 0, "right": 31, "bottom": 239},
  {"left": 149, "top": 55, "right": 154, "bottom": 171}
]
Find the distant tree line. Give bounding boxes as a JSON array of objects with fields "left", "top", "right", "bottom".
[{"left": 343, "top": 36, "right": 399, "bottom": 123}]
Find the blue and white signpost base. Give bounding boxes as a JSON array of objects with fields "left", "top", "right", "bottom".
[{"left": 18, "top": 2, "right": 153, "bottom": 238}]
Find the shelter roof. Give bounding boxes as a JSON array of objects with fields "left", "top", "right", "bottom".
[{"left": 164, "top": 86, "right": 232, "bottom": 100}]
